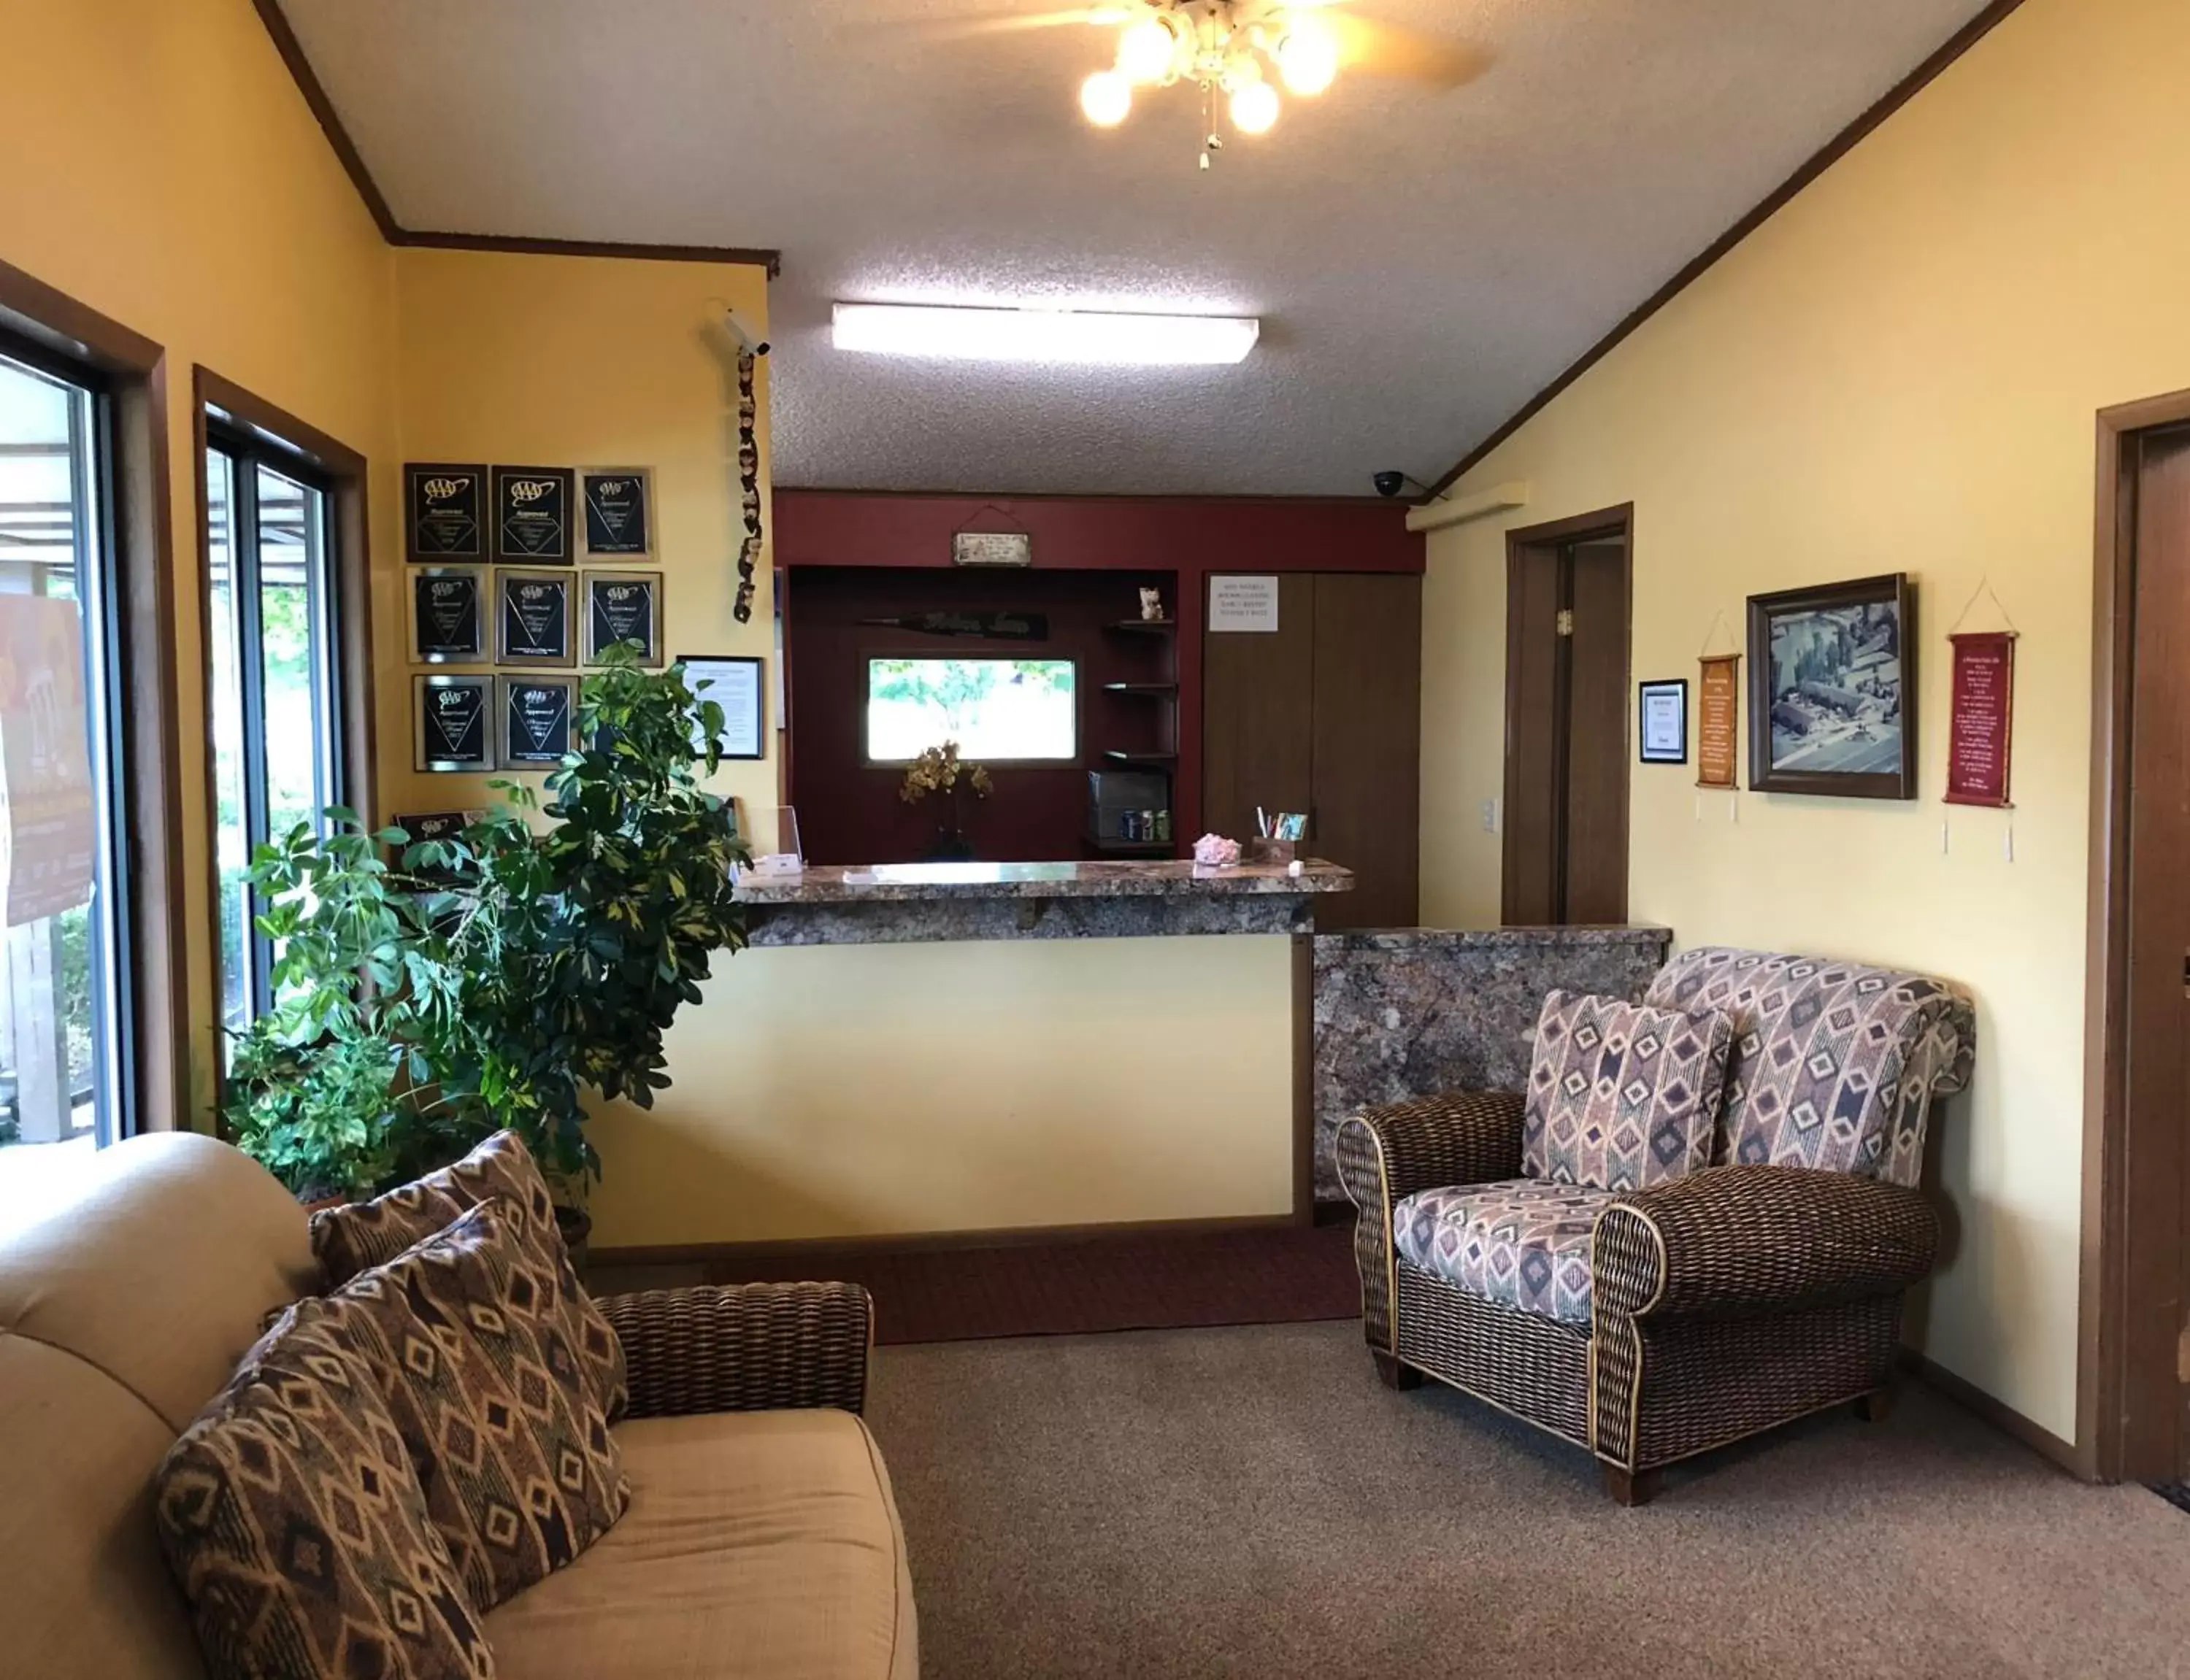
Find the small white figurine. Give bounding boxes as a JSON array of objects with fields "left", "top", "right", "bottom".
[{"left": 1140, "top": 586, "right": 1164, "bottom": 622}]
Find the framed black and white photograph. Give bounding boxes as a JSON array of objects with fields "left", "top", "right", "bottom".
[
  {"left": 414, "top": 674, "right": 494, "bottom": 773},
  {"left": 501, "top": 674, "right": 578, "bottom": 767},
  {"left": 1747, "top": 571, "right": 1916, "bottom": 799},
  {"left": 410, "top": 566, "right": 485, "bottom": 663},
  {"left": 492, "top": 466, "right": 575, "bottom": 563},
  {"left": 496, "top": 569, "right": 575, "bottom": 666},
  {"left": 1638, "top": 679, "right": 1688, "bottom": 764},
  {"left": 405, "top": 462, "right": 488, "bottom": 563},
  {"left": 584, "top": 570, "right": 663, "bottom": 666},
  {"left": 581, "top": 467, "right": 653, "bottom": 558},
  {"left": 678, "top": 654, "right": 765, "bottom": 760}
]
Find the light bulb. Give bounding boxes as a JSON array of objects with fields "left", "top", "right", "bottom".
[
  {"left": 1230, "top": 80, "right": 1279, "bottom": 134},
  {"left": 1277, "top": 15, "right": 1339, "bottom": 96},
  {"left": 1080, "top": 69, "right": 1132, "bottom": 127},
  {"left": 1116, "top": 15, "right": 1177, "bottom": 85}
]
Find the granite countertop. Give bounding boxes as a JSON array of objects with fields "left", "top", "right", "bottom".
[
  {"left": 1316, "top": 924, "right": 1672, "bottom": 951},
  {"left": 734, "top": 858, "right": 1355, "bottom": 905}
]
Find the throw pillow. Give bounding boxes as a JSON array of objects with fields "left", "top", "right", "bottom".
[
  {"left": 154, "top": 1304, "right": 497, "bottom": 1680},
  {"left": 1521, "top": 989, "right": 1734, "bottom": 1193},
  {"left": 311, "top": 1130, "right": 628, "bottom": 1421},
  {"left": 329, "top": 1198, "right": 631, "bottom": 1611}
]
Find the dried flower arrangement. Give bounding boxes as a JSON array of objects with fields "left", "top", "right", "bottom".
[{"left": 898, "top": 740, "right": 994, "bottom": 804}]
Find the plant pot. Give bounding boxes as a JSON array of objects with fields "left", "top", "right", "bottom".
[{"left": 924, "top": 828, "right": 976, "bottom": 862}]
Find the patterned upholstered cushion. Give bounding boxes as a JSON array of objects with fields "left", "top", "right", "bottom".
[
  {"left": 328, "top": 1199, "right": 631, "bottom": 1611},
  {"left": 1642, "top": 947, "right": 1976, "bottom": 1187},
  {"left": 312, "top": 1130, "right": 628, "bottom": 1421},
  {"left": 1393, "top": 1178, "right": 1613, "bottom": 1327},
  {"left": 154, "top": 1305, "right": 498, "bottom": 1680},
  {"left": 1521, "top": 990, "right": 1735, "bottom": 1192}
]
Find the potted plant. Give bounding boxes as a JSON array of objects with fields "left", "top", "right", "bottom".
[
  {"left": 224, "top": 646, "right": 750, "bottom": 1222},
  {"left": 898, "top": 739, "right": 992, "bottom": 861}
]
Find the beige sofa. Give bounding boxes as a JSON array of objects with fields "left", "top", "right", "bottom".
[{"left": 0, "top": 1132, "right": 918, "bottom": 1679}]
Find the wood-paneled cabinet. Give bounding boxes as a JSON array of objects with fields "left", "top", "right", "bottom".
[{"left": 1202, "top": 572, "right": 1421, "bottom": 932}]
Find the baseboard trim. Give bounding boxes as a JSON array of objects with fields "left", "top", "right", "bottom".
[
  {"left": 1901, "top": 1349, "right": 2083, "bottom": 1478},
  {"left": 593, "top": 1211, "right": 1306, "bottom": 1268}
]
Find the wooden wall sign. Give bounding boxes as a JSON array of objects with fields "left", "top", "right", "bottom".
[
  {"left": 1696, "top": 653, "right": 1740, "bottom": 788},
  {"left": 493, "top": 466, "right": 575, "bottom": 563},
  {"left": 1944, "top": 631, "right": 2016, "bottom": 806},
  {"left": 582, "top": 468, "right": 653, "bottom": 558},
  {"left": 405, "top": 463, "right": 487, "bottom": 563}
]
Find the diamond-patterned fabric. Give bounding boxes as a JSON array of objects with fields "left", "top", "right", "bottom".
[
  {"left": 154, "top": 1304, "right": 498, "bottom": 1680},
  {"left": 1394, "top": 1178, "right": 1613, "bottom": 1327},
  {"left": 1643, "top": 947, "right": 1976, "bottom": 1187},
  {"left": 1520, "top": 990, "right": 1734, "bottom": 1192},
  {"left": 326, "top": 1198, "right": 631, "bottom": 1611},
  {"left": 312, "top": 1130, "right": 628, "bottom": 1421}
]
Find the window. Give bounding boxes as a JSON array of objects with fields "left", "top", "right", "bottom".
[
  {"left": 866, "top": 657, "right": 1077, "bottom": 762},
  {"left": 204, "top": 426, "right": 346, "bottom": 1045},
  {"left": 0, "top": 342, "right": 131, "bottom": 1201}
]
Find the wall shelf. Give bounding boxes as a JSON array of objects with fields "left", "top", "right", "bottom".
[
  {"left": 1104, "top": 618, "right": 1177, "bottom": 635},
  {"left": 1083, "top": 830, "right": 1174, "bottom": 857},
  {"left": 1103, "top": 750, "right": 1178, "bottom": 767},
  {"left": 1102, "top": 682, "right": 1179, "bottom": 695}
]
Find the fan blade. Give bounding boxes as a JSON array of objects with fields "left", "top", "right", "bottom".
[
  {"left": 883, "top": 4, "right": 1137, "bottom": 40},
  {"left": 1326, "top": 12, "right": 1490, "bottom": 90}
]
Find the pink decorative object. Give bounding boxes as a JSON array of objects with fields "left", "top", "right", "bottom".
[{"left": 1193, "top": 833, "right": 1241, "bottom": 868}]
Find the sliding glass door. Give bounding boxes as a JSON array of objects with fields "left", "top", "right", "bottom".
[{"left": 0, "top": 344, "right": 130, "bottom": 1196}]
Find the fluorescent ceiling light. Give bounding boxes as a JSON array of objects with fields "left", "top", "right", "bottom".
[{"left": 831, "top": 303, "right": 1259, "bottom": 366}]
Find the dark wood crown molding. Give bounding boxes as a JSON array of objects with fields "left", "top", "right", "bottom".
[
  {"left": 1421, "top": 0, "right": 2030, "bottom": 501},
  {"left": 250, "top": 0, "right": 783, "bottom": 277}
]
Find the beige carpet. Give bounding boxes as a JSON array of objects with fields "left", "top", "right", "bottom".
[{"left": 864, "top": 1321, "right": 2190, "bottom": 1679}]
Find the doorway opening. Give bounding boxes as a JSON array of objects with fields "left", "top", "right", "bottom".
[{"left": 1501, "top": 504, "right": 1632, "bottom": 925}]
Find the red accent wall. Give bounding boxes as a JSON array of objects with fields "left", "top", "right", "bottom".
[{"left": 775, "top": 492, "right": 1424, "bottom": 864}]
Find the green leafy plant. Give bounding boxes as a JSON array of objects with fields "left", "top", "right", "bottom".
[{"left": 224, "top": 644, "right": 750, "bottom": 1200}]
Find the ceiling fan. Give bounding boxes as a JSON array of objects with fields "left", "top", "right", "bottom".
[{"left": 915, "top": 1, "right": 1488, "bottom": 163}]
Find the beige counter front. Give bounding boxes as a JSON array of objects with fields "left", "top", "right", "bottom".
[{"left": 583, "top": 860, "right": 1351, "bottom": 1257}]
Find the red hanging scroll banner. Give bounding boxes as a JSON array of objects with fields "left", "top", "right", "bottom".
[{"left": 1943, "top": 631, "right": 2016, "bottom": 807}]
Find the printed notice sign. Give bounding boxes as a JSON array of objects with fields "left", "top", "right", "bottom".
[
  {"left": 1209, "top": 574, "right": 1280, "bottom": 633},
  {"left": 1944, "top": 631, "right": 2016, "bottom": 807}
]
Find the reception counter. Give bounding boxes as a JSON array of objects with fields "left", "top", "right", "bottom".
[{"left": 584, "top": 860, "right": 1353, "bottom": 1257}]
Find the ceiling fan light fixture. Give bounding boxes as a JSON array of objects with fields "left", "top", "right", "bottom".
[
  {"left": 1116, "top": 13, "right": 1181, "bottom": 85},
  {"left": 831, "top": 303, "right": 1261, "bottom": 366},
  {"left": 1080, "top": 68, "right": 1133, "bottom": 126},
  {"left": 1275, "top": 14, "right": 1340, "bottom": 96},
  {"left": 1230, "top": 78, "right": 1280, "bottom": 134}
]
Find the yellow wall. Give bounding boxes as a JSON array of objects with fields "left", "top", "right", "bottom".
[
  {"left": 385, "top": 249, "right": 778, "bottom": 831},
  {"left": 1420, "top": 0, "right": 2190, "bottom": 1438},
  {"left": 0, "top": 0, "right": 401, "bottom": 1122}
]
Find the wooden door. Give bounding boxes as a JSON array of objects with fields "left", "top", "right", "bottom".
[
  {"left": 2124, "top": 424, "right": 2190, "bottom": 1483},
  {"left": 1502, "top": 511, "right": 1632, "bottom": 925},
  {"left": 1310, "top": 573, "right": 1421, "bottom": 931},
  {"left": 1202, "top": 573, "right": 1314, "bottom": 846}
]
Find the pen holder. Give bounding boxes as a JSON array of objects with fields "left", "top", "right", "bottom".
[{"left": 1245, "top": 837, "right": 1296, "bottom": 866}]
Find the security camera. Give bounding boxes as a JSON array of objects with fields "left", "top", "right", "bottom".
[
  {"left": 725, "top": 307, "right": 771, "bottom": 358},
  {"left": 1372, "top": 470, "right": 1407, "bottom": 498}
]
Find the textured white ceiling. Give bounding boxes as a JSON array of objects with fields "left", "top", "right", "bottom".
[{"left": 277, "top": 0, "right": 1989, "bottom": 496}]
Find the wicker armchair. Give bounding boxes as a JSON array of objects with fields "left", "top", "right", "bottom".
[
  {"left": 1338, "top": 947, "right": 1974, "bottom": 1505},
  {"left": 599, "top": 1279, "right": 874, "bottom": 1418}
]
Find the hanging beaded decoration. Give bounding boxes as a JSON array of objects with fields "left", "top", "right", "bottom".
[{"left": 733, "top": 347, "right": 762, "bottom": 623}]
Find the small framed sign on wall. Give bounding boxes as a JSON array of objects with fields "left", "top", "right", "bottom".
[
  {"left": 492, "top": 466, "right": 575, "bottom": 564},
  {"left": 497, "top": 569, "right": 575, "bottom": 667},
  {"left": 581, "top": 467, "right": 653, "bottom": 559},
  {"left": 410, "top": 566, "right": 485, "bottom": 664},
  {"left": 584, "top": 571, "right": 664, "bottom": 666},
  {"left": 680, "top": 655, "right": 765, "bottom": 760},
  {"left": 415, "top": 674, "right": 494, "bottom": 773},
  {"left": 501, "top": 674, "right": 578, "bottom": 767},
  {"left": 1637, "top": 679, "right": 1688, "bottom": 764},
  {"left": 404, "top": 463, "right": 488, "bottom": 563}
]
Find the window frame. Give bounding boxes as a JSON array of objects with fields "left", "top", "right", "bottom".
[
  {"left": 858, "top": 650, "right": 1083, "bottom": 768},
  {"left": 191, "top": 369, "right": 374, "bottom": 1064},
  {"left": 0, "top": 256, "right": 182, "bottom": 1145}
]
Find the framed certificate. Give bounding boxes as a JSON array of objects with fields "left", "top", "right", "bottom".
[
  {"left": 405, "top": 463, "right": 488, "bottom": 563},
  {"left": 679, "top": 655, "right": 764, "bottom": 760},
  {"left": 581, "top": 467, "right": 653, "bottom": 558},
  {"left": 492, "top": 466, "right": 575, "bottom": 563},
  {"left": 1639, "top": 679, "right": 1688, "bottom": 765},
  {"left": 501, "top": 674, "right": 578, "bottom": 767},
  {"left": 410, "top": 566, "right": 485, "bottom": 663},
  {"left": 390, "top": 810, "right": 474, "bottom": 847},
  {"left": 415, "top": 674, "right": 495, "bottom": 772},
  {"left": 584, "top": 571, "right": 663, "bottom": 666},
  {"left": 496, "top": 569, "right": 575, "bottom": 666}
]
